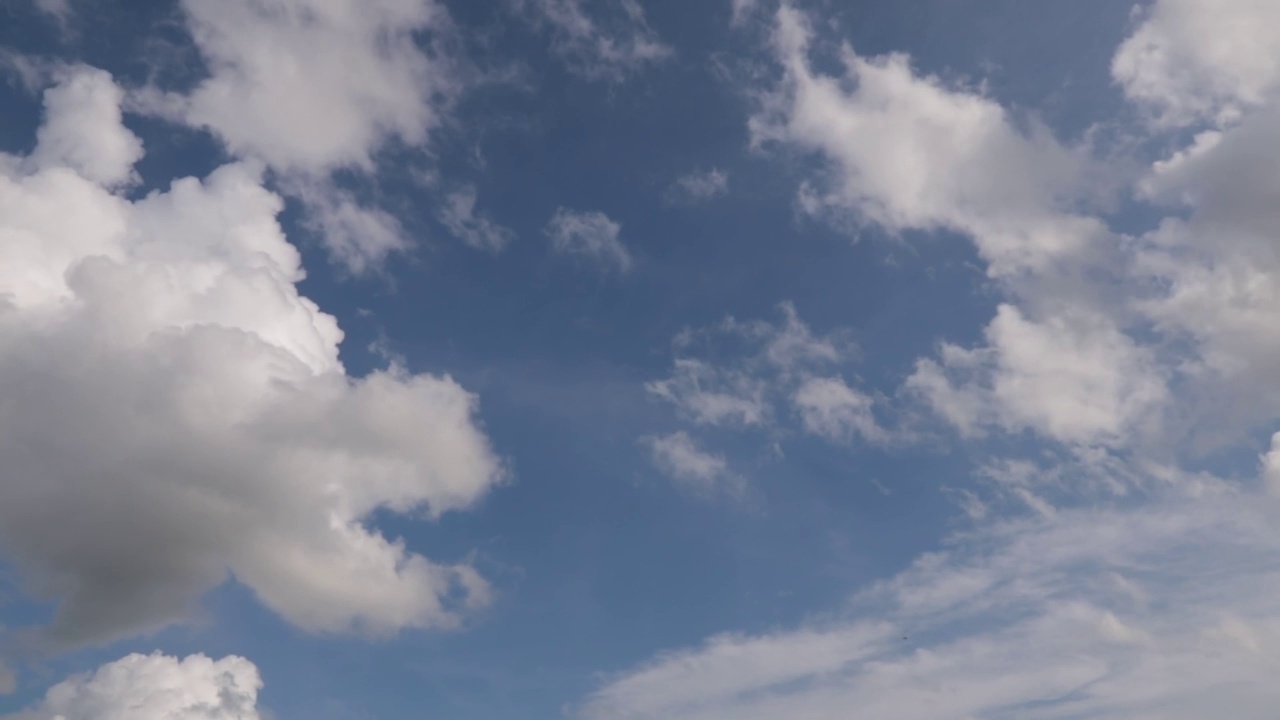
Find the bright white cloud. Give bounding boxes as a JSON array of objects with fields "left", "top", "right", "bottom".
[
  {"left": 907, "top": 305, "right": 1167, "bottom": 447},
  {"left": 1112, "top": 0, "right": 1280, "bottom": 127},
  {"left": 793, "top": 376, "right": 884, "bottom": 444},
  {"left": 642, "top": 432, "right": 742, "bottom": 499},
  {"left": 28, "top": 66, "right": 142, "bottom": 188},
  {"left": 667, "top": 168, "right": 729, "bottom": 204},
  {"left": 521, "top": 0, "right": 671, "bottom": 81},
  {"left": 130, "top": 0, "right": 463, "bottom": 272},
  {"left": 3, "top": 653, "right": 262, "bottom": 720},
  {"left": 751, "top": 5, "right": 1105, "bottom": 278},
  {"left": 545, "top": 207, "right": 632, "bottom": 273},
  {"left": 176, "top": 0, "right": 456, "bottom": 174},
  {"left": 439, "top": 185, "right": 516, "bottom": 252},
  {"left": 0, "top": 68, "right": 502, "bottom": 650}
]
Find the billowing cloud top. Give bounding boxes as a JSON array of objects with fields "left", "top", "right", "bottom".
[{"left": 0, "top": 66, "right": 502, "bottom": 649}]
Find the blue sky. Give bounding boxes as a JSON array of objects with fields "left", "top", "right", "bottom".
[{"left": 3, "top": 1, "right": 1280, "bottom": 718}]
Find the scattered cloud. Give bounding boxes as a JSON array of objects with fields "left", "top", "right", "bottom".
[
  {"left": 545, "top": 207, "right": 632, "bottom": 273},
  {"left": 793, "top": 376, "right": 885, "bottom": 445},
  {"left": 0, "top": 68, "right": 502, "bottom": 650},
  {"left": 642, "top": 432, "right": 743, "bottom": 499},
  {"left": 439, "top": 185, "right": 516, "bottom": 252},
  {"left": 581, "top": 476, "right": 1280, "bottom": 720},
  {"left": 647, "top": 302, "right": 863, "bottom": 436},
  {"left": 2, "top": 653, "right": 263, "bottom": 720},
  {"left": 519, "top": 0, "right": 671, "bottom": 81},
  {"left": 750, "top": 5, "right": 1105, "bottom": 279},
  {"left": 666, "top": 168, "right": 729, "bottom": 204},
  {"left": 131, "top": 0, "right": 465, "bottom": 272},
  {"left": 582, "top": 3, "right": 1280, "bottom": 717}
]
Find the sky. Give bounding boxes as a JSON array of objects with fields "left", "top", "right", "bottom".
[{"left": 1, "top": 0, "right": 1280, "bottom": 718}]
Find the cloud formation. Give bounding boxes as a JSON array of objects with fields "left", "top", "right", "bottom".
[
  {"left": 520, "top": 0, "right": 671, "bottom": 81},
  {"left": 585, "top": 2, "right": 1280, "bottom": 717},
  {"left": 546, "top": 207, "right": 632, "bottom": 273},
  {"left": 3, "top": 653, "right": 262, "bottom": 720},
  {"left": 439, "top": 185, "right": 517, "bottom": 252},
  {"left": 133, "top": 0, "right": 463, "bottom": 272},
  {"left": 0, "top": 67, "right": 502, "bottom": 650},
  {"left": 642, "top": 432, "right": 743, "bottom": 500}
]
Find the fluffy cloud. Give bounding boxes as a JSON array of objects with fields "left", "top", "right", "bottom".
[
  {"left": 0, "top": 68, "right": 502, "bottom": 650},
  {"left": 3, "top": 653, "right": 262, "bottom": 720},
  {"left": 439, "top": 185, "right": 516, "bottom": 252},
  {"left": 792, "top": 376, "right": 884, "bottom": 444},
  {"left": 27, "top": 67, "right": 142, "bottom": 188},
  {"left": 1112, "top": 0, "right": 1280, "bottom": 127},
  {"left": 907, "top": 305, "right": 1167, "bottom": 447},
  {"left": 545, "top": 207, "right": 632, "bottom": 273},
  {"left": 751, "top": 5, "right": 1105, "bottom": 278},
  {"left": 175, "top": 0, "right": 456, "bottom": 174},
  {"left": 132, "top": 0, "right": 462, "bottom": 271},
  {"left": 520, "top": 0, "right": 671, "bottom": 81},
  {"left": 642, "top": 432, "right": 742, "bottom": 499}
]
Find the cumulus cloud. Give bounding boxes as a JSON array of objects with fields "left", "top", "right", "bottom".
[
  {"left": 751, "top": 5, "right": 1106, "bottom": 279},
  {"left": 642, "top": 432, "right": 743, "bottom": 499},
  {"left": 1112, "top": 0, "right": 1280, "bottom": 127},
  {"left": 175, "top": 0, "right": 456, "bottom": 174},
  {"left": 793, "top": 376, "right": 884, "bottom": 444},
  {"left": 0, "top": 68, "right": 502, "bottom": 650},
  {"left": 519, "top": 0, "right": 671, "bottom": 81},
  {"left": 545, "top": 207, "right": 632, "bottom": 273},
  {"left": 666, "top": 168, "right": 729, "bottom": 204},
  {"left": 131, "top": 0, "right": 463, "bottom": 272},
  {"left": 438, "top": 185, "right": 516, "bottom": 252},
  {"left": 28, "top": 67, "right": 142, "bottom": 188},
  {"left": 907, "top": 305, "right": 1167, "bottom": 447},
  {"left": 3, "top": 653, "right": 262, "bottom": 720}
]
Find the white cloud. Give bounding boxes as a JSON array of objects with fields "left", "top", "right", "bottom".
[
  {"left": 907, "top": 305, "right": 1168, "bottom": 447},
  {"left": 751, "top": 5, "right": 1105, "bottom": 278},
  {"left": 3, "top": 653, "right": 262, "bottom": 720},
  {"left": 28, "top": 66, "right": 142, "bottom": 188},
  {"left": 0, "top": 661, "right": 13, "bottom": 696},
  {"left": 520, "top": 0, "right": 671, "bottom": 81},
  {"left": 130, "top": 0, "right": 464, "bottom": 273},
  {"left": 793, "top": 376, "right": 884, "bottom": 444},
  {"left": 545, "top": 207, "right": 632, "bottom": 273},
  {"left": 642, "top": 432, "right": 743, "bottom": 499},
  {"left": 439, "top": 185, "right": 516, "bottom": 252},
  {"left": 1112, "top": 0, "right": 1280, "bottom": 127},
  {"left": 0, "top": 68, "right": 503, "bottom": 650},
  {"left": 176, "top": 0, "right": 456, "bottom": 174},
  {"left": 667, "top": 168, "right": 729, "bottom": 204},
  {"left": 582, "top": 477, "right": 1280, "bottom": 720}
]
